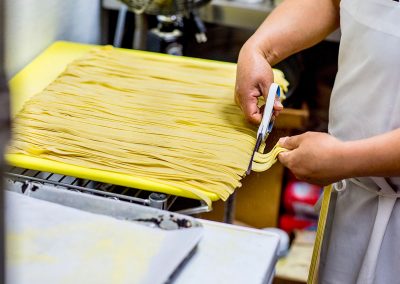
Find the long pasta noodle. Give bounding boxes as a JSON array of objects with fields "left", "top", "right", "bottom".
[{"left": 8, "top": 46, "right": 289, "bottom": 206}]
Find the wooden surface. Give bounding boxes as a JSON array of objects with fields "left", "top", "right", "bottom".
[
  {"left": 200, "top": 162, "right": 284, "bottom": 228},
  {"left": 274, "top": 230, "right": 316, "bottom": 284},
  {"left": 276, "top": 108, "right": 309, "bottom": 130},
  {"left": 235, "top": 162, "right": 285, "bottom": 228}
]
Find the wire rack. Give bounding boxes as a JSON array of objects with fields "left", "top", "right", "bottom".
[{"left": 4, "top": 166, "right": 210, "bottom": 215}]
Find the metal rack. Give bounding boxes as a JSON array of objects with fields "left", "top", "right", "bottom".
[{"left": 4, "top": 166, "right": 211, "bottom": 215}]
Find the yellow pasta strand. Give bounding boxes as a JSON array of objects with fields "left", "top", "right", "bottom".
[
  {"left": 8, "top": 46, "right": 289, "bottom": 205},
  {"left": 251, "top": 144, "right": 288, "bottom": 172}
]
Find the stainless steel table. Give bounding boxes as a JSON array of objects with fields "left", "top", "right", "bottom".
[
  {"left": 6, "top": 184, "right": 280, "bottom": 284},
  {"left": 175, "top": 219, "right": 279, "bottom": 284}
]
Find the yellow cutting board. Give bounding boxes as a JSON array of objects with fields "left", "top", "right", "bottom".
[{"left": 6, "top": 41, "right": 238, "bottom": 202}]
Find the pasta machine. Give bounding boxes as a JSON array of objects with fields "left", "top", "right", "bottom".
[
  {"left": 5, "top": 41, "right": 225, "bottom": 216},
  {"left": 111, "top": 0, "right": 209, "bottom": 54},
  {"left": 4, "top": 166, "right": 210, "bottom": 215}
]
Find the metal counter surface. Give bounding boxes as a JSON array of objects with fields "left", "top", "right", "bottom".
[
  {"left": 175, "top": 219, "right": 279, "bottom": 284},
  {"left": 6, "top": 187, "right": 279, "bottom": 284},
  {"left": 5, "top": 190, "right": 204, "bottom": 284}
]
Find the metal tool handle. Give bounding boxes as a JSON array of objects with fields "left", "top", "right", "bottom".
[{"left": 257, "top": 83, "right": 281, "bottom": 141}]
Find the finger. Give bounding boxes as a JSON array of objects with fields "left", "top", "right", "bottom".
[
  {"left": 273, "top": 109, "right": 282, "bottom": 117},
  {"left": 278, "top": 135, "right": 302, "bottom": 150},
  {"left": 272, "top": 97, "right": 283, "bottom": 118},
  {"left": 273, "top": 99, "right": 283, "bottom": 111},
  {"left": 234, "top": 90, "right": 262, "bottom": 124},
  {"left": 278, "top": 150, "right": 290, "bottom": 166},
  {"left": 242, "top": 95, "right": 262, "bottom": 124}
]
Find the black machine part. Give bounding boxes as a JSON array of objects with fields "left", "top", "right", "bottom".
[
  {"left": 119, "top": 0, "right": 211, "bottom": 16},
  {"left": 146, "top": 12, "right": 207, "bottom": 55},
  {"left": 147, "top": 15, "right": 184, "bottom": 55}
]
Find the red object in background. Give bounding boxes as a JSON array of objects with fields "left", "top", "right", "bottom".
[
  {"left": 283, "top": 180, "right": 322, "bottom": 218},
  {"left": 279, "top": 214, "right": 317, "bottom": 234}
]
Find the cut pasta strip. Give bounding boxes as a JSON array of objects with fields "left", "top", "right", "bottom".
[
  {"left": 251, "top": 144, "right": 288, "bottom": 172},
  {"left": 8, "top": 46, "right": 289, "bottom": 206}
]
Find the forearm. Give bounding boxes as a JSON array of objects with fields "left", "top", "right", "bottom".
[
  {"left": 244, "top": 0, "right": 340, "bottom": 65},
  {"left": 342, "top": 129, "right": 400, "bottom": 178}
]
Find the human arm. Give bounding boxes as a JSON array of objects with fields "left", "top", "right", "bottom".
[
  {"left": 235, "top": 0, "right": 340, "bottom": 124},
  {"left": 277, "top": 130, "right": 400, "bottom": 185}
]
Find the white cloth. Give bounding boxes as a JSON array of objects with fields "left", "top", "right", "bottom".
[{"left": 319, "top": 0, "right": 400, "bottom": 283}]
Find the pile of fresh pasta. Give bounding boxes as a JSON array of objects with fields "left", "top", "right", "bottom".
[{"left": 9, "top": 46, "right": 288, "bottom": 205}]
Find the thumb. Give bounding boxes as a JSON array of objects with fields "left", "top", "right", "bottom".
[
  {"left": 278, "top": 135, "right": 302, "bottom": 150},
  {"left": 277, "top": 150, "right": 291, "bottom": 166}
]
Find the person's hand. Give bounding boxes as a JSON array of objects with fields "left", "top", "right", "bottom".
[
  {"left": 235, "top": 42, "right": 283, "bottom": 125},
  {"left": 278, "top": 132, "right": 348, "bottom": 185}
]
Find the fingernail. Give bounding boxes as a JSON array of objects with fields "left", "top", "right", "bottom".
[{"left": 275, "top": 101, "right": 283, "bottom": 108}]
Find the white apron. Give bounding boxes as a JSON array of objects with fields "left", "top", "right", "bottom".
[{"left": 319, "top": 0, "right": 400, "bottom": 283}]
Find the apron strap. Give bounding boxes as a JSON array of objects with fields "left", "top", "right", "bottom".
[
  {"left": 355, "top": 177, "right": 399, "bottom": 284},
  {"left": 307, "top": 185, "right": 333, "bottom": 284},
  {"left": 349, "top": 178, "right": 400, "bottom": 198},
  {"left": 356, "top": 196, "right": 396, "bottom": 284}
]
